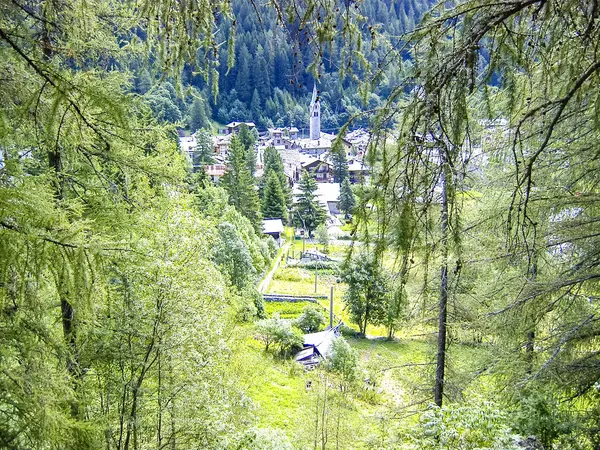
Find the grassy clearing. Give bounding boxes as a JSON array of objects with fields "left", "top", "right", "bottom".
[
  {"left": 230, "top": 324, "right": 433, "bottom": 449},
  {"left": 265, "top": 301, "right": 327, "bottom": 319}
]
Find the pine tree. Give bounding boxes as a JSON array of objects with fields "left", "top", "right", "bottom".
[
  {"left": 189, "top": 96, "right": 210, "bottom": 132},
  {"left": 293, "top": 170, "right": 326, "bottom": 236},
  {"left": 193, "top": 128, "right": 215, "bottom": 167},
  {"left": 235, "top": 45, "right": 251, "bottom": 102},
  {"left": 339, "top": 177, "right": 355, "bottom": 217},
  {"left": 250, "top": 88, "right": 261, "bottom": 121},
  {"left": 331, "top": 145, "right": 349, "bottom": 183},
  {"left": 221, "top": 135, "right": 262, "bottom": 230},
  {"left": 238, "top": 123, "right": 257, "bottom": 176},
  {"left": 262, "top": 169, "right": 287, "bottom": 220},
  {"left": 253, "top": 46, "right": 272, "bottom": 101},
  {"left": 261, "top": 146, "right": 292, "bottom": 208}
]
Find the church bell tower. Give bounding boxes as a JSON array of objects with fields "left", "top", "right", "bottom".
[{"left": 309, "top": 83, "right": 320, "bottom": 140}]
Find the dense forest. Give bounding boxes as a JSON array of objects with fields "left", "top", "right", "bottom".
[
  {"left": 1, "top": 0, "right": 600, "bottom": 449},
  {"left": 136, "top": 0, "right": 436, "bottom": 132}
]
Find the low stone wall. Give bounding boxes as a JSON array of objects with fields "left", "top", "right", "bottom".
[{"left": 263, "top": 294, "right": 327, "bottom": 303}]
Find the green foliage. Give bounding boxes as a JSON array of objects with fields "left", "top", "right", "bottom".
[
  {"left": 331, "top": 146, "right": 349, "bottom": 183},
  {"left": 295, "top": 305, "right": 326, "bottom": 333},
  {"left": 261, "top": 146, "right": 291, "bottom": 208},
  {"left": 326, "top": 337, "right": 359, "bottom": 383},
  {"left": 238, "top": 123, "right": 257, "bottom": 176},
  {"left": 193, "top": 128, "right": 215, "bottom": 167},
  {"left": 342, "top": 255, "right": 389, "bottom": 336},
  {"left": 214, "top": 222, "right": 257, "bottom": 290},
  {"left": 339, "top": 177, "right": 356, "bottom": 217},
  {"left": 400, "top": 402, "right": 518, "bottom": 449},
  {"left": 262, "top": 169, "right": 288, "bottom": 220},
  {"left": 256, "top": 315, "right": 304, "bottom": 356},
  {"left": 221, "top": 135, "right": 262, "bottom": 230},
  {"left": 189, "top": 96, "right": 211, "bottom": 131},
  {"left": 238, "top": 428, "right": 294, "bottom": 450},
  {"left": 293, "top": 170, "right": 326, "bottom": 237},
  {"left": 513, "top": 390, "right": 574, "bottom": 449},
  {"left": 315, "top": 223, "right": 329, "bottom": 250}
]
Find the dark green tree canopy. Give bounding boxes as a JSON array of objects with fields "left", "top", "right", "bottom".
[
  {"left": 262, "top": 169, "right": 288, "bottom": 220},
  {"left": 221, "top": 135, "right": 262, "bottom": 230},
  {"left": 193, "top": 128, "right": 216, "bottom": 167},
  {"left": 339, "top": 177, "right": 356, "bottom": 217},
  {"left": 342, "top": 256, "right": 389, "bottom": 336},
  {"left": 293, "top": 170, "right": 326, "bottom": 237}
]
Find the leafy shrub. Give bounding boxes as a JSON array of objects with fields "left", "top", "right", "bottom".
[
  {"left": 295, "top": 305, "right": 326, "bottom": 333},
  {"left": 237, "top": 428, "right": 293, "bottom": 450},
  {"left": 286, "top": 260, "right": 339, "bottom": 270},
  {"left": 513, "top": 390, "right": 574, "bottom": 449},
  {"left": 255, "top": 315, "right": 304, "bottom": 357},
  {"left": 326, "top": 337, "right": 358, "bottom": 384},
  {"left": 399, "top": 401, "right": 518, "bottom": 449}
]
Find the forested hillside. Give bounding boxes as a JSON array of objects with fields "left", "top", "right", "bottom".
[
  {"left": 135, "top": 0, "right": 436, "bottom": 132},
  {"left": 2, "top": 0, "right": 599, "bottom": 449}
]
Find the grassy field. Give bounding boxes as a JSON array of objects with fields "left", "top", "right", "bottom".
[
  {"left": 242, "top": 231, "right": 498, "bottom": 447},
  {"left": 231, "top": 311, "right": 492, "bottom": 449}
]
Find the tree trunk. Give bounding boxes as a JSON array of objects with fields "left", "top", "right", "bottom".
[
  {"left": 434, "top": 165, "right": 449, "bottom": 407},
  {"left": 526, "top": 248, "right": 538, "bottom": 374}
]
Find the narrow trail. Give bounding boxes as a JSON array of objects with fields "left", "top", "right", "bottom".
[{"left": 258, "top": 240, "right": 291, "bottom": 294}]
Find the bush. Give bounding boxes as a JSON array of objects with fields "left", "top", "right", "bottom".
[
  {"left": 399, "top": 401, "right": 518, "bottom": 449},
  {"left": 256, "top": 315, "right": 304, "bottom": 357},
  {"left": 237, "top": 428, "right": 293, "bottom": 450},
  {"left": 295, "top": 305, "right": 326, "bottom": 333},
  {"left": 326, "top": 337, "right": 358, "bottom": 383}
]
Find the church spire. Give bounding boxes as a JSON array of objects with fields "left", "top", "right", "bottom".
[{"left": 309, "top": 83, "right": 320, "bottom": 140}]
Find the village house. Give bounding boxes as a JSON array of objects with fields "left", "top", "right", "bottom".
[
  {"left": 301, "top": 157, "right": 333, "bottom": 183},
  {"left": 348, "top": 159, "right": 370, "bottom": 184},
  {"left": 223, "top": 121, "right": 256, "bottom": 135}
]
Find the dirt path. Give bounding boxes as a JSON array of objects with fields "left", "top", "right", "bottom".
[{"left": 257, "top": 240, "right": 291, "bottom": 293}]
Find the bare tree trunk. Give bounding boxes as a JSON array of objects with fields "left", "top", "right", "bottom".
[
  {"left": 434, "top": 166, "right": 449, "bottom": 407},
  {"left": 526, "top": 248, "right": 538, "bottom": 374}
]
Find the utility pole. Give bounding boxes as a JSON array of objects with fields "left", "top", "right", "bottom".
[{"left": 329, "top": 286, "right": 334, "bottom": 328}]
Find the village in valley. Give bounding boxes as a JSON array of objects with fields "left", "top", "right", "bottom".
[{"left": 179, "top": 84, "right": 370, "bottom": 238}]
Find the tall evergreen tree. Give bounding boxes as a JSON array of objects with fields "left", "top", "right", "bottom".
[
  {"left": 262, "top": 169, "right": 288, "bottom": 220},
  {"left": 293, "top": 170, "right": 326, "bottom": 236},
  {"left": 221, "top": 135, "right": 262, "bottom": 230},
  {"left": 189, "top": 96, "right": 210, "bottom": 131},
  {"left": 262, "top": 146, "right": 292, "bottom": 208},
  {"left": 238, "top": 123, "right": 257, "bottom": 176},
  {"left": 250, "top": 88, "right": 261, "bottom": 121},
  {"left": 339, "top": 177, "right": 356, "bottom": 217},
  {"left": 331, "top": 146, "right": 349, "bottom": 183},
  {"left": 235, "top": 45, "right": 252, "bottom": 102},
  {"left": 193, "top": 128, "right": 215, "bottom": 167}
]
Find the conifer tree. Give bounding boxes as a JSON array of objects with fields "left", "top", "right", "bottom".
[
  {"left": 331, "top": 146, "right": 349, "bottom": 183},
  {"left": 193, "top": 128, "right": 215, "bottom": 167},
  {"left": 262, "top": 146, "right": 292, "bottom": 208},
  {"left": 250, "top": 88, "right": 261, "bottom": 121},
  {"left": 222, "top": 135, "right": 262, "bottom": 230},
  {"left": 262, "top": 169, "right": 288, "bottom": 220},
  {"left": 339, "top": 177, "right": 356, "bottom": 217},
  {"left": 293, "top": 170, "right": 326, "bottom": 236},
  {"left": 189, "top": 96, "right": 210, "bottom": 131},
  {"left": 238, "top": 123, "right": 257, "bottom": 176}
]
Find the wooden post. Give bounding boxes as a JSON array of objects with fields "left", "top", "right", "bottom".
[
  {"left": 314, "top": 264, "right": 318, "bottom": 293},
  {"left": 329, "top": 286, "right": 334, "bottom": 329}
]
